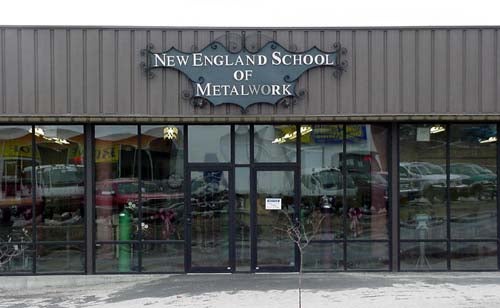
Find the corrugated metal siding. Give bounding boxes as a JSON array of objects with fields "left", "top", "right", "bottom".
[{"left": 0, "top": 27, "right": 499, "bottom": 119}]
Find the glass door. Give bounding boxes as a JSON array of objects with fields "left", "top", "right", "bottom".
[
  {"left": 187, "top": 167, "right": 234, "bottom": 272},
  {"left": 253, "top": 168, "right": 298, "bottom": 271}
]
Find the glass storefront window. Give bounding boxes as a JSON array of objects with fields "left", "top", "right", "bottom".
[
  {"left": 399, "top": 124, "right": 447, "bottom": 241},
  {"left": 399, "top": 123, "right": 498, "bottom": 270},
  {"left": 301, "top": 125, "right": 344, "bottom": 240},
  {"left": 141, "top": 125, "right": 184, "bottom": 242},
  {"left": 35, "top": 125, "right": 85, "bottom": 242},
  {"left": 188, "top": 125, "right": 230, "bottom": 163},
  {"left": 0, "top": 126, "right": 34, "bottom": 250},
  {"left": 346, "top": 125, "right": 389, "bottom": 240},
  {"left": 235, "top": 125, "right": 250, "bottom": 164},
  {"left": 94, "top": 126, "right": 139, "bottom": 272},
  {"left": 254, "top": 125, "right": 297, "bottom": 163},
  {"left": 450, "top": 124, "right": 497, "bottom": 240},
  {"left": 235, "top": 167, "right": 250, "bottom": 271}
]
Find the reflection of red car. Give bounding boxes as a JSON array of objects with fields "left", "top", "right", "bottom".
[{"left": 95, "top": 178, "right": 182, "bottom": 211}]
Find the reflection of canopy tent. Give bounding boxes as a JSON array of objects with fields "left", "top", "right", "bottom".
[{"left": 254, "top": 125, "right": 296, "bottom": 162}]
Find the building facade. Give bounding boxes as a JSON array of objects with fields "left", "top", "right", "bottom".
[{"left": 0, "top": 26, "right": 499, "bottom": 274}]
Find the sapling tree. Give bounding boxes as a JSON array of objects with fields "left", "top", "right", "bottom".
[{"left": 275, "top": 209, "right": 326, "bottom": 308}]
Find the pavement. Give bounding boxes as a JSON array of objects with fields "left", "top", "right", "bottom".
[{"left": 1, "top": 272, "right": 500, "bottom": 308}]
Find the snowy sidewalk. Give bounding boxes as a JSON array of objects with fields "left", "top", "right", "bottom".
[{"left": 1, "top": 273, "right": 500, "bottom": 308}]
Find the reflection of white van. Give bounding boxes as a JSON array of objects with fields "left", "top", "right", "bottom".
[
  {"left": 23, "top": 164, "right": 84, "bottom": 212},
  {"left": 301, "top": 167, "right": 358, "bottom": 210}
]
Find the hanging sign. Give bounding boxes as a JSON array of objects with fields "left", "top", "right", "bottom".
[{"left": 143, "top": 41, "right": 347, "bottom": 109}]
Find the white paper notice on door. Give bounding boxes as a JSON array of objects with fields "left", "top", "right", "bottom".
[{"left": 265, "top": 198, "right": 282, "bottom": 210}]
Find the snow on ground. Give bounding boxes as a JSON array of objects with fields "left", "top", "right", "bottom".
[{"left": 1, "top": 281, "right": 500, "bottom": 308}]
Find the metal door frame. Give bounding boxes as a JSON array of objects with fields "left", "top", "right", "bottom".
[
  {"left": 251, "top": 165, "right": 300, "bottom": 272},
  {"left": 186, "top": 165, "right": 235, "bottom": 273}
]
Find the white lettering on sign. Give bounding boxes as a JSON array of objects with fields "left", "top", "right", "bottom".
[
  {"left": 265, "top": 198, "right": 282, "bottom": 210},
  {"left": 196, "top": 83, "right": 292, "bottom": 97}
]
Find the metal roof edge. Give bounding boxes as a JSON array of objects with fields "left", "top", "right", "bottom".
[{"left": 1, "top": 25, "right": 500, "bottom": 31}]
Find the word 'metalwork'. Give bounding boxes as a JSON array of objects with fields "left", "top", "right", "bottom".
[{"left": 143, "top": 41, "right": 347, "bottom": 109}]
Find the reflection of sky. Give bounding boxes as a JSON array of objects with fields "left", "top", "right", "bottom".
[
  {"left": 0, "top": 125, "right": 84, "bottom": 140},
  {"left": 94, "top": 125, "right": 137, "bottom": 140},
  {"left": 188, "top": 125, "right": 230, "bottom": 162},
  {"left": 0, "top": 126, "right": 31, "bottom": 139}
]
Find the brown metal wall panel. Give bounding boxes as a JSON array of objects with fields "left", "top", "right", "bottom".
[
  {"left": 497, "top": 30, "right": 500, "bottom": 113},
  {"left": 449, "top": 30, "right": 464, "bottom": 114},
  {"left": 465, "top": 30, "right": 480, "bottom": 113},
  {"left": 481, "top": 29, "right": 496, "bottom": 113},
  {"left": 20, "top": 29, "right": 35, "bottom": 114},
  {"left": 339, "top": 30, "right": 354, "bottom": 114},
  {"left": 386, "top": 30, "right": 401, "bottom": 114},
  {"left": 53, "top": 29, "right": 69, "bottom": 114},
  {"left": 307, "top": 30, "right": 323, "bottom": 115},
  {"left": 371, "top": 31, "right": 385, "bottom": 114},
  {"left": 4, "top": 29, "right": 19, "bottom": 114},
  {"left": 417, "top": 30, "right": 432, "bottom": 113},
  {"left": 259, "top": 30, "right": 279, "bottom": 116},
  {"left": 163, "top": 30, "right": 180, "bottom": 116},
  {"left": 323, "top": 30, "right": 339, "bottom": 115},
  {"left": 178, "top": 30, "right": 195, "bottom": 116},
  {"left": 401, "top": 31, "right": 416, "bottom": 114},
  {"left": 0, "top": 29, "right": 4, "bottom": 114},
  {"left": 69, "top": 30, "right": 84, "bottom": 114},
  {"left": 37, "top": 30, "right": 52, "bottom": 114},
  {"left": 85, "top": 30, "right": 100, "bottom": 114},
  {"left": 148, "top": 30, "right": 164, "bottom": 116},
  {"left": 2, "top": 27, "right": 500, "bottom": 119},
  {"left": 355, "top": 31, "right": 369, "bottom": 114},
  {"left": 433, "top": 30, "right": 448, "bottom": 113},
  {"left": 101, "top": 30, "right": 116, "bottom": 114},
  {"left": 133, "top": 30, "right": 148, "bottom": 115},
  {"left": 116, "top": 30, "right": 131, "bottom": 115}
]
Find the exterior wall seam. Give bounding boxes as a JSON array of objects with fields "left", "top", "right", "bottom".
[
  {"left": 368, "top": 30, "right": 372, "bottom": 114},
  {"left": 50, "top": 29, "right": 55, "bottom": 114},
  {"left": 34, "top": 29, "right": 39, "bottom": 114},
  {"left": 479, "top": 29, "right": 483, "bottom": 113},
  {"left": 83, "top": 29, "right": 87, "bottom": 114},
  {"left": 114, "top": 30, "right": 118, "bottom": 114},
  {"left": 66, "top": 29, "right": 71, "bottom": 113},
  {"left": 431, "top": 30, "right": 435, "bottom": 113},
  {"left": 17, "top": 29, "right": 22, "bottom": 114},
  {"left": 384, "top": 30, "right": 388, "bottom": 113}
]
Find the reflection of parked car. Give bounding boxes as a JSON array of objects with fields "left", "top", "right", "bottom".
[
  {"left": 449, "top": 163, "right": 496, "bottom": 200},
  {"left": 339, "top": 151, "right": 388, "bottom": 212},
  {"left": 399, "top": 165, "right": 424, "bottom": 203},
  {"left": 400, "top": 162, "right": 469, "bottom": 202},
  {"left": 95, "top": 178, "right": 180, "bottom": 212},
  {"left": 301, "top": 167, "right": 358, "bottom": 212}
]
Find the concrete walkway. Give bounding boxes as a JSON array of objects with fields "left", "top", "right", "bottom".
[{"left": 1, "top": 273, "right": 500, "bottom": 307}]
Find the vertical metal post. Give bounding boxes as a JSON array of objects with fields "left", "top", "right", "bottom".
[
  {"left": 184, "top": 125, "right": 190, "bottom": 273},
  {"left": 446, "top": 124, "right": 451, "bottom": 270},
  {"left": 31, "top": 125, "right": 37, "bottom": 274},
  {"left": 342, "top": 124, "right": 347, "bottom": 270},
  {"left": 496, "top": 122, "right": 499, "bottom": 270},
  {"left": 295, "top": 124, "right": 301, "bottom": 272},
  {"left": 229, "top": 125, "right": 236, "bottom": 272},
  {"left": 84, "top": 124, "right": 94, "bottom": 274},
  {"left": 390, "top": 122, "right": 399, "bottom": 271},
  {"left": 137, "top": 125, "right": 142, "bottom": 272},
  {"left": 250, "top": 125, "right": 257, "bottom": 272}
]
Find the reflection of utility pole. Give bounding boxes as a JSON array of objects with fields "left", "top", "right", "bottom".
[{"left": 415, "top": 214, "right": 431, "bottom": 269}]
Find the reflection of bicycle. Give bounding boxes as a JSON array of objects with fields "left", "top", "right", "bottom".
[{"left": 0, "top": 228, "right": 32, "bottom": 271}]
